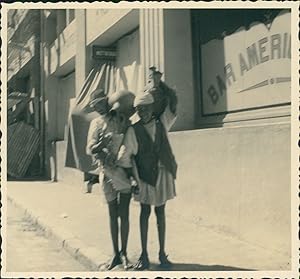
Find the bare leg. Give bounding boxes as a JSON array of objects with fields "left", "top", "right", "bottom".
[
  {"left": 140, "top": 203, "right": 151, "bottom": 255},
  {"left": 155, "top": 204, "right": 172, "bottom": 267},
  {"left": 134, "top": 203, "right": 151, "bottom": 270},
  {"left": 107, "top": 199, "right": 121, "bottom": 270},
  {"left": 119, "top": 193, "right": 131, "bottom": 256},
  {"left": 155, "top": 204, "right": 166, "bottom": 255},
  {"left": 108, "top": 199, "right": 119, "bottom": 255}
]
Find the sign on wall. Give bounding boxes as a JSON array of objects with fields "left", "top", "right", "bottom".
[
  {"left": 92, "top": 46, "right": 117, "bottom": 61},
  {"left": 201, "top": 11, "right": 291, "bottom": 115}
]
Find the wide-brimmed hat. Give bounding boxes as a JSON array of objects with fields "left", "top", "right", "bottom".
[
  {"left": 108, "top": 90, "right": 135, "bottom": 117},
  {"left": 89, "top": 89, "right": 107, "bottom": 107}
]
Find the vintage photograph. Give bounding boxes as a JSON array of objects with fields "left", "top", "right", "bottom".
[{"left": 1, "top": 2, "right": 298, "bottom": 278}]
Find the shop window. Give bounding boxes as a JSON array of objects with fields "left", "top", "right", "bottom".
[{"left": 192, "top": 9, "right": 291, "bottom": 127}]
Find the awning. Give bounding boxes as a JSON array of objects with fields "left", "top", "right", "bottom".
[{"left": 65, "top": 62, "right": 115, "bottom": 173}]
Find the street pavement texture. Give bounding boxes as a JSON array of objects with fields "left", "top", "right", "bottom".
[
  {"left": 5, "top": 181, "right": 290, "bottom": 274},
  {"left": 6, "top": 201, "right": 88, "bottom": 272}
]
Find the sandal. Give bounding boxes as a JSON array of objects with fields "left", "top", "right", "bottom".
[
  {"left": 107, "top": 254, "right": 122, "bottom": 270},
  {"left": 120, "top": 252, "right": 131, "bottom": 270},
  {"left": 134, "top": 253, "right": 150, "bottom": 270},
  {"left": 159, "top": 252, "right": 172, "bottom": 268}
]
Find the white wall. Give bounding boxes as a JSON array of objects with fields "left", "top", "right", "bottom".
[
  {"left": 168, "top": 122, "right": 291, "bottom": 255},
  {"left": 57, "top": 72, "right": 76, "bottom": 140},
  {"left": 86, "top": 9, "right": 138, "bottom": 46},
  {"left": 56, "top": 141, "right": 83, "bottom": 184},
  {"left": 49, "top": 20, "right": 76, "bottom": 75},
  {"left": 115, "top": 29, "right": 142, "bottom": 94}
]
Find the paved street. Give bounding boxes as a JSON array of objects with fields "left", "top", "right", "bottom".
[{"left": 6, "top": 200, "right": 88, "bottom": 272}]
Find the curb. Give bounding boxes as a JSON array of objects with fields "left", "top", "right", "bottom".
[{"left": 7, "top": 196, "right": 107, "bottom": 271}]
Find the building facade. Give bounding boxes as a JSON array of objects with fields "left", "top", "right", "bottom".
[
  {"left": 7, "top": 8, "right": 291, "bottom": 257},
  {"left": 7, "top": 9, "right": 42, "bottom": 177}
]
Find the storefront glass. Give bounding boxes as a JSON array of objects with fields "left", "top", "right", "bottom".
[{"left": 192, "top": 9, "right": 291, "bottom": 125}]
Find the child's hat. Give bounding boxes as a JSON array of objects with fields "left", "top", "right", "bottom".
[{"left": 108, "top": 90, "right": 135, "bottom": 117}]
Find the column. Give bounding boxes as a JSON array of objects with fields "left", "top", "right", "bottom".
[
  {"left": 162, "top": 9, "right": 195, "bottom": 130},
  {"left": 140, "top": 9, "right": 165, "bottom": 85},
  {"left": 42, "top": 10, "right": 60, "bottom": 179},
  {"left": 140, "top": 9, "right": 195, "bottom": 130},
  {"left": 75, "top": 9, "right": 87, "bottom": 96},
  {"left": 31, "top": 34, "right": 41, "bottom": 130}
]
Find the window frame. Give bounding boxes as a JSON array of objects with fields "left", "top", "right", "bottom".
[{"left": 191, "top": 9, "right": 291, "bottom": 128}]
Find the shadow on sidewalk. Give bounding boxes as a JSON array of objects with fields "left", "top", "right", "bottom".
[
  {"left": 150, "top": 263, "right": 254, "bottom": 271},
  {"left": 101, "top": 262, "right": 254, "bottom": 272}
]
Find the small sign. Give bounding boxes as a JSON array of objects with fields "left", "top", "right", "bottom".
[{"left": 92, "top": 46, "right": 117, "bottom": 61}]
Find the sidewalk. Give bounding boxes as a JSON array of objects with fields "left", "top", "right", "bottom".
[{"left": 7, "top": 180, "right": 290, "bottom": 272}]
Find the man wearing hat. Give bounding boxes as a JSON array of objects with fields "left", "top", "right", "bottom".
[
  {"left": 86, "top": 89, "right": 135, "bottom": 270},
  {"left": 84, "top": 89, "right": 108, "bottom": 193},
  {"left": 117, "top": 86, "right": 178, "bottom": 270}
]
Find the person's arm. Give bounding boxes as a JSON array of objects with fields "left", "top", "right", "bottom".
[
  {"left": 161, "top": 81, "right": 178, "bottom": 115},
  {"left": 160, "top": 99, "right": 177, "bottom": 132},
  {"left": 116, "top": 127, "right": 138, "bottom": 168},
  {"left": 86, "top": 119, "right": 101, "bottom": 156},
  {"left": 159, "top": 82, "right": 178, "bottom": 131},
  {"left": 86, "top": 118, "right": 111, "bottom": 164}
]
